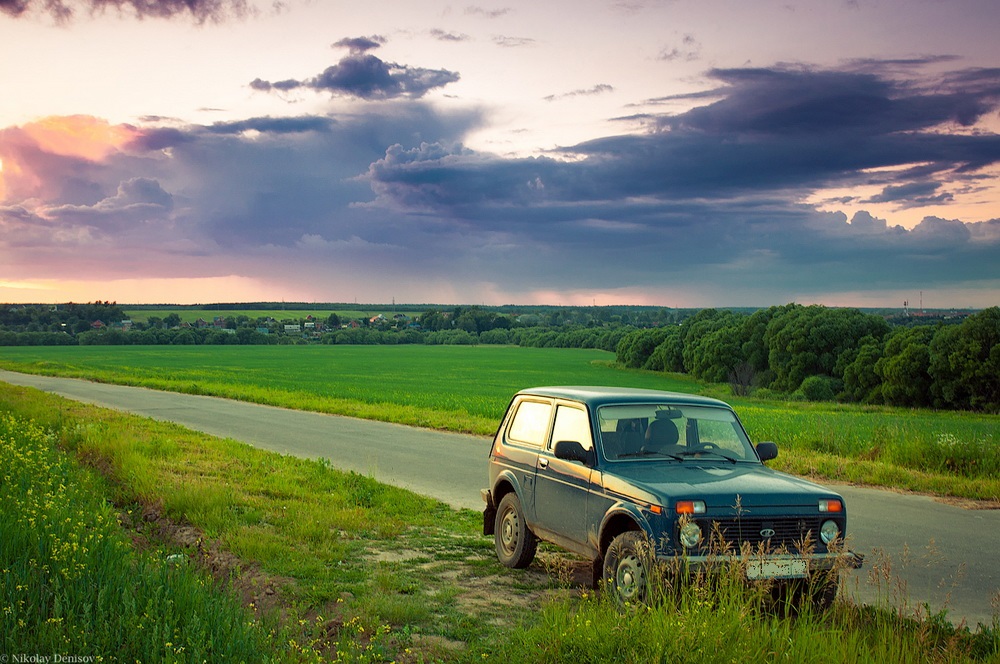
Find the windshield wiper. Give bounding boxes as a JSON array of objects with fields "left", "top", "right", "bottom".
[
  {"left": 676, "top": 449, "right": 739, "bottom": 464},
  {"left": 617, "top": 450, "right": 685, "bottom": 461}
]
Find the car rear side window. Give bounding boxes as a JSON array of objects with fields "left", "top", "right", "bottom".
[
  {"left": 507, "top": 399, "right": 552, "bottom": 447},
  {"left": 550, "top": 404, "right": 592, "bottom": 451}
]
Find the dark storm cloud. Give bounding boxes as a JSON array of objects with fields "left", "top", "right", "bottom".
[
  {"left": 866, "top": 182, "right": 954, "bottom": 207},
  {"left": 0, "top": 0, "right": 249, "bottom": 22},
  {"left": 250, "top": 40, "right": 460, "bottom": 100},
  {"left": 358, "top": 62, "right": 1000, "bottom": 295},
  {"left": 657, "top": 65, "right": 1000, "bottom": 136},
  {"left": 561, "top": 64, "right": 1000, "bottom": 199},
  {"left": 5, "top": 60, "right": 999, "bottom": 302},
  {"left": 0, "top": 104, "right": 482, "bottom": 271}
]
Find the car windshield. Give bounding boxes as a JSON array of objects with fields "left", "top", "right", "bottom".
[{"left": 597, "top": 403, "right": 758, "bottom": 463}]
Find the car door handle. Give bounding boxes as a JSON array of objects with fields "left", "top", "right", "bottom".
[{"left": 538, "top": 457, "right": 549, "bottom": 469}]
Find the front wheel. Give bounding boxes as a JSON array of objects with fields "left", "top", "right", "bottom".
[
  {"left": 603, "top": 531, "right": 655, "bottom": 604},
  {"left": 494, "top": 493, "right": 537, "bottom": 568}
]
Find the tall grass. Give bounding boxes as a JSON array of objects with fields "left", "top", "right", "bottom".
[
  {"left": 492, "top": 588, "right": 999, "bottom": 663},
  {"left": 0, "top": 413, "right": 297, "bottom": 661}
]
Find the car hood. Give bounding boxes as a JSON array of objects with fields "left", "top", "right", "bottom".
[{"left": 603, "top": 462, "right": 841, "bottom": 509}]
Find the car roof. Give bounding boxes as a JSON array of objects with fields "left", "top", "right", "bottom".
[{"left": 515, "top": 386, "right": 733, "bottom": 409}]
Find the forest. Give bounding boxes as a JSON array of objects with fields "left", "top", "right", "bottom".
[
  {"left": 1, "top": 301, "right": 996, "bottom": 411},
  {"left": 616, "top": 304, "right": 999, "bottom": 412}
]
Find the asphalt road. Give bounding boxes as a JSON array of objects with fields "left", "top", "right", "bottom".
[{"left": 2, "top": 369, "right": 997, "bottom": 628}]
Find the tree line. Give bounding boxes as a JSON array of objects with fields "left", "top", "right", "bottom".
[
  {"left": 3, "top": 301, "right": 995, "bottom": 412},
  {"left": 616, "top": 304, "right": 999, "bottom": 412}
]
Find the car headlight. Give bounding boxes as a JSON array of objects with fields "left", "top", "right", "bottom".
[
  {"left": 679, "top": 521, "right": 703, "bottom": 549},
  {"left": 820, "top": 519, "right": 840, "bottom": 545}
]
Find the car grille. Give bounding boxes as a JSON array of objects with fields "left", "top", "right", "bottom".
[{"left": 697, "top": 517, "right": 824, "bottom": 553}]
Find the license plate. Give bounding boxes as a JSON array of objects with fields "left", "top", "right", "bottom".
[{"left": 745, "top": 558, "right": 808, "bottom": 580}]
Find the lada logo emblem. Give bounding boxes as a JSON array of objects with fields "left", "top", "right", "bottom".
[{"left": 760, "top": 528, "right": 776, "bottom": 539}]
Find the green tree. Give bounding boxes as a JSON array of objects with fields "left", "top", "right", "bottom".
[
  {"left": 875, "top": 326, "right": 935, "bottom": 407},
  {"left": 765, "top": 306, "right": 890, "bottom": 393},
  {"left": 841, "top": 335, "right": 884, "bottom": 403},
  {"left": 615, "top": 328, "right": 667, "bottom": 368},
  {"left": 929, "top": 308, "right": 1000, "bottom": 411},
  {"left": 679, "top": 309, "right": 739, "bottom": 377}
]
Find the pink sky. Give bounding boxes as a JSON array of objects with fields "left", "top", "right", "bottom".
[{"left": 2, "top": 0, "right": 999, "bottom": 308}]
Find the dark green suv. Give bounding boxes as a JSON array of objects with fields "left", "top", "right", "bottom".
[{"left": 482, "top": 386, "right": 862, "bottom": 604}]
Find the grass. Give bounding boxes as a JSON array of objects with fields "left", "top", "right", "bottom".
[
  {"left": 1, "top": 382, "right": 997, "bottom": 662},
  {"left": 1, "top": 344, "right": 997, "bottom": 502},
  {"left": 0, "top": 345, "right": 700, "bottom": 431},
  {"left": 0, "top": 411, "right": 296, "bottom": 661}
]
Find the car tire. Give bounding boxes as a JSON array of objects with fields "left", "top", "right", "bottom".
[
  {"left": 494, "top": 492, "right": 537, "bottom": 568},
  {"left": 603, "top": 531, "right": 655, "bottom": 604}
]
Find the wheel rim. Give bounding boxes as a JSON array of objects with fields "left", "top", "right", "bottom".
[
  {"left": 499, "top": 507, "right": 519, "bottom": 555},
  {"left": 615, "top": 553, "right": 646, "bottom": 601}
]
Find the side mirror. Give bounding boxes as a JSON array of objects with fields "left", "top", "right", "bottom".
[
  {"left": 554, "top": 440, "right": 594, "bottom": 466},
  {"left": 756, "top": 441, "right": 778, "bottom": 462}
]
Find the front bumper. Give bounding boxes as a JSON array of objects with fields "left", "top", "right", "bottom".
[{"left": 657, "top": 549, "right": 864, "bottom": 579}]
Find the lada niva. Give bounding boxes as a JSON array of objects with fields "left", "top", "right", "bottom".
[{"left": 482, "top": 386, "right": 863, "bottom": 605}]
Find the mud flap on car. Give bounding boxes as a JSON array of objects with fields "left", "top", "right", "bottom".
[{"left": 481, "top": 489, "right": 496, "bottom": 536}]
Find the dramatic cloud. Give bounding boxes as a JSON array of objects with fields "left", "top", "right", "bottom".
[
  {"left": 356, "top": 62, "right": 1000, "bottom": 297},
  {"left": 250, "top": 37, "right": 460, "bottom": 100},
  {"left": 0, "top": 0, "right": 250, "bottom": 22},
  {"left": 2, "top": 61, "right": 998, "bottom": 305}
]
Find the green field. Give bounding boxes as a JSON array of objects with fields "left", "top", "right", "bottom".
[
  {"left": 0, "top": 344, "right": 997, "bottom": 501},
  {"left": 0, "top": 345, "right": 700, "bottom": 427}
]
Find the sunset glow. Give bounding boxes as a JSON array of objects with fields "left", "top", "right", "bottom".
[
  {"left": 21, "top": 116, "right": 138, "bottom": 162},
  {"left": 1, "top": 1, "right": 998, "bottom": 307}
]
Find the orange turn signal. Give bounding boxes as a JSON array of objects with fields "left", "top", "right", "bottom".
[
  {"left": 819, "top": 499, "right": 843, "bottom": 513},
  {"left": 675, "top": 500, "right": 706, "bottom": 515}
]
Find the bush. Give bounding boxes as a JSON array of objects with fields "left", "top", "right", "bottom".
[{"left": 795, "top": 376, "right": 841, "bottom": 402}]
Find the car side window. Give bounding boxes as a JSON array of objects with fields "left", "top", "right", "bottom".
[
  {"left": 550, "top": 405, "right": 592, "bottom": 451},
  {"left": 507, "top": 399, "right": 552, "bottom": 447}
]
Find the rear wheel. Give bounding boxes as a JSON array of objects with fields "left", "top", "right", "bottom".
[
  {"left": 603, "top": 531, "right": 655, "bottom": 604},
  {"left": 494, "top": 493, "right": 537, "bottom": 568}
]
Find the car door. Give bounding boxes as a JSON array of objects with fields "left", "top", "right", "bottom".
[
  {"left": 532, "top": 402, "right": 596, "bottom": 554},
  {"left": 498, "top": 396, "right": 553, "bottom": 522}
]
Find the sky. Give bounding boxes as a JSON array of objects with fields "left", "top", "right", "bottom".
[{"left": 1, "top": 0, "right": 999, "bottom": 308}]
